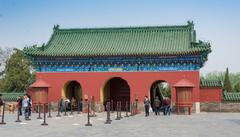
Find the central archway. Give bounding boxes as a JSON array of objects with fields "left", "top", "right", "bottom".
[
  {"left": 101, "top": 77, "right": 130, "bottom": 111},
  {"left": 62, "top": 81, "right": 82, "bottom": 102}
]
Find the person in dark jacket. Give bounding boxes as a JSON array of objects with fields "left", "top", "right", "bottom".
[
  {"left": 17, "top": 96, "right": 23, "bottom": 116},
  {"left": 26, "top": 94, "right": 32, "bottom": 116},
  {"left": 144, "top": 96, "right": 150, "bottom": 116},
  {"left": 59, "top": 97, "right": 64, "bottom": 113},
  {"left": 154, "top": 96, "right": 161, "bottom": 115},
  {"left": 78, "top": 98, "right": 83, "bottom": 113}
]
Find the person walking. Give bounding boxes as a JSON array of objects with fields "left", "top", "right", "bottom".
[
  {"left": 26, "top": 94, "right": 32, "bottom": 117},
  {"left": 154, "top": 96, "right": 161, "bottom": 115},
  {"left": 16, "top": 96, "right": 23, "bottom": 116},
  {"left": 0, "top": 94, "right": 4, "bottom": 117},
  {"left": 144, "top": 96, "right": 150, "bottom": 117},
  {"left": 22, "top": 95, "right": 29, "bottom": 120},
  {"left": 59, "top": 97, "right": 64, "bottom": 113},
  {"left": 164, "top": 97, "right": 171, "bottom": 116},
  {"left": 78, "top": 98, "right": 83, "bottom": 113}
]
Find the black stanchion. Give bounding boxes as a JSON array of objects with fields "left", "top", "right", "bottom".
[
  {"left": 37, "top": 103, "right": 42, "bottom": 119},
  {"left": 0, "top": 103, "right": 6, "bottom": 125},
  {"left": 48, "top": 102, "right": 52, "bottom": 118},
  {"left": 125, "top": 101, "right": 129, "bottom": 117},
  {"left": 111, "top": 100, "right": 114, "bottom": 113},
  {"left": 77, "top": 102, "right": 80, "bottom": 114},
  {"left": 15, "top": 106, "right": 22, "bottom": 122},
  {"left": 56, "top": 101, "right": 61, "bottom": 117},
  {"left": 135, "top": 100, "right": 138, "bottom": 114},
  {"left": 105, "top": 102, "right": 111, "bottom": 124},
  {"left": 41, "top": 103, "right": 48, "bottom": 126},
  {"left": 130, "top": 102, "right": 134, "bottom": 116},
  {"left": 119, "top": 101, "right": 123, "bottom": 119},
  {"left": 70, "top": 103, "right": 73, "bottom": 115},
  {"left": 115, "top": 102, "right": 120, "bottom": 120},
  {"left": 85, "top": 103, "right": 92, "bottom": 126},
  {"left": 64, "top": 102, "right": 68, "bottom": 116}
]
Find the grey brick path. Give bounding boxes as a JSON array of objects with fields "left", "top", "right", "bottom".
[{"left": 0, "top": 112, "right": 240, "bottom": 137}]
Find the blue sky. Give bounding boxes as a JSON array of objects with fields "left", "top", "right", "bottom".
[{"left": 0, "top": 0, "right": 239, "bottom": 74}]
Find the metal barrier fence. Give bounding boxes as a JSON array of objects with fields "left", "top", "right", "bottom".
[{"left": 0, "top": 100, "right": 139, "bottom": 126}]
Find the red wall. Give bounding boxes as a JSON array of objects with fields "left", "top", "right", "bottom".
[
  {"left": 34, "top": 71, "right": 200, "bottom": 103},
  {"left": 200, "top": 88, "right": 222, "bottom": 102}
]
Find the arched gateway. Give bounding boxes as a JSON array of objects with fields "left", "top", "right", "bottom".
[
  {"left": 150, "top": 80, "right": 171, "bottom": 109},
  {"left": 25, "top": 22, "right": 216, "bottom": 114},
  {"left": 62, "top": 81, "right": 82, "bottom": 102},
  {"left": 101, "top": 77, "right": 130, "bottom": 111}
]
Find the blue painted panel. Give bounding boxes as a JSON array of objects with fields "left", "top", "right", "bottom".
[{"left": 32, "top": 55, "right": 207, "bottom": 72}]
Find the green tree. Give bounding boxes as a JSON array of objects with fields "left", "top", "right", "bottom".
[
  {"left": 204, "top": 71, "right": 224, "bottom": 82},
  {"left": 223, "top": 68, "right": 232, "bottom": 92},
  {"left": 159, "top": 82, "right": 171, "bottom": 98},
  {"left": 2, "top": 49, "right": 33, "bottom": 92}
]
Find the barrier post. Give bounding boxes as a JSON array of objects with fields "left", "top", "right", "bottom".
[
  {"left": 125, "top": 101, "right": 129, "bottom": 117},
  {"left": 56, "top": 101, "right": 61, "bottom": 117},
  {"left": 37, "top": 103, "right": 42, "bottom": 119},
  {"left": 0, "top": 103, "right": 6, "bottom": 125},
  {"left": 41, "top": 103, "right": 48, "bottom": 126},
  {"left": 85, "top": 103, "right": 92, "bottom": 126},
  {"left": 15, "top": 106, "right": 22, "bottom": 122},
  {"left": 47, "top": 102, "right": 52, "bottom": 118},
  {"left": 105, "top": 102, "right": 111, "bottom": 124}
]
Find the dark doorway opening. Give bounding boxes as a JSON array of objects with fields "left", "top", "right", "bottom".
[{"left": 103, "top": 77, "right": 130, "bottom": 111}]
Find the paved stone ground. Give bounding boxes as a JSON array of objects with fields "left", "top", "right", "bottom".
[{"left": 0, "top": 111, "right": 240, "bottom": 137}]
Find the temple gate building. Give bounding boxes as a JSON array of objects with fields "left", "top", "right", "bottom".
[{"left": 24, "top": 21, "right": 222, "bottom": 114}]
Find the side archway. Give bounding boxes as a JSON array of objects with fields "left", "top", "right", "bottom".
[
  {"left": 61, "top": 80, "right": 82, "bottom": 102},
  {"left": 150, "top": 80, "right": 171, "bottom": 109},
  {"left": 101, "top": 77, "right": 130, "bottom": 110}
]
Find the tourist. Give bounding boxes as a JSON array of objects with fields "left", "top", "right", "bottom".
[
  {"left": 27, "top": 94, "right": 32, "bottom": 116},
  {"left": 0, "top": 94, "right": 4, "bottom": 117},
  {"left": 16, "top": 96, "right": 23, "bottom": 116},
  {"left": 164, "top": 97, "right": 171, "bottom": 116},
  {"left": 22, "top": 95, "right": 29, "bottom": 120},
  {"left": 144, "top": 96, "right": 150, "bottom": 117},
  {"left": 154, "top": 96, "right": 161, "bottom": 115},
  {"left": 60, "top": 97, "right": 64, "bottom": 113},
  {"left": 78, "top": 98, "right": 83, "bottom": 113},
  {"left": 65, "top": 98, "right": 71, "bottom": 110}
]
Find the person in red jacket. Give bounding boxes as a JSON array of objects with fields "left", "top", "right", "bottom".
[
  {"left": 163, "top": 97, "right": 171, "bottom": 115},
  {"left": 16, "top": 96, "right": 23, "bottom": 116}
]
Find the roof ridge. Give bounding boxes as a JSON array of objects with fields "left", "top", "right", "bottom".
[{"left": 55, "top": 24, "right": 191, "bottom": 33}]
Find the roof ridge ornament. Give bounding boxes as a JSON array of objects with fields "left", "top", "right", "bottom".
[
  {"left": 187, "top": 20, "right": 194, "bottom": 28},
  {"left": 53, "top": 24, "right": 60, "bottom": 31}
]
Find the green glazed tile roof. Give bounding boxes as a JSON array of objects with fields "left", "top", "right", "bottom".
[
  {"left": 200, "top": 80, "right": 222, "bottom": 88},
  {"left": 223, "top": 91, "right": 240, "bottom": 101},
  {"left": 1, "top": 93, "right": 26, "bottom": 102},
  {"left": 23, "top": 22, "right": 211, "bottom": 57}
]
